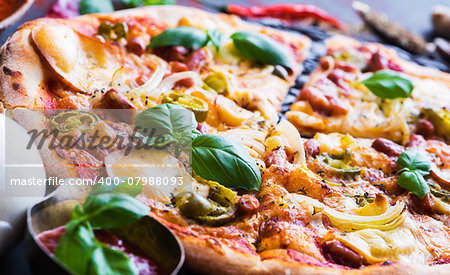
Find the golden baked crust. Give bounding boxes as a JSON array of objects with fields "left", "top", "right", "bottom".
[{"left": 163, "top": 221, "right": 450, "bottom": 275}]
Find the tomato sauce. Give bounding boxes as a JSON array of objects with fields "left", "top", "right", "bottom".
[
  {"left": 0, "top": 0, "right": 16, "bottom": 21},
  {"left": 37, "top": 226, "right": 164, "bottom": 275}
]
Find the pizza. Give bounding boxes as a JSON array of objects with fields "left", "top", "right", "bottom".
[
  {"left": 287, "top": 35, "right": 450, "bottom": 144},
  {"left": 0, "top": 6, "right": 309, "bottom": 122},
  {"left": 0, "top": 5, "right": 449, "bottom": 275}
]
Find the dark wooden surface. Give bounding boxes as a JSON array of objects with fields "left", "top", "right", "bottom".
[{"left": 0, "top": 1, "right": 449, "bottom": 274}]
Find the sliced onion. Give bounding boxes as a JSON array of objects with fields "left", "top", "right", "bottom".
[
  {"left": 111, "top": 67, "right": 131, "bottom": 92},
  {"left": 266, "top": 119, "right": 305, "bottom": 164},
  {"left": 220, "top": 129, "right": 266, "bottom": 157},
  {"left": 335, "top": 217, "right": 429, "bottom": 264},
  {"left": 431, "top": 168, "right": 450, "bottom": 188},
  {"left": 324, "top": 201, "right": 405, "bottom": 226},
  {"left": 157, "top": 71, "right": 203, "bottom": 95},
  {"left": 124, "top": 55, "right": 167, "bottom": 100},
  {"left": 291, "top": 194, "right": 406, "bottom": 231}
]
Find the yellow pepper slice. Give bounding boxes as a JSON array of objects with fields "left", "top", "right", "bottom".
[
  {"left": 423, "top": 107, "right": 450, "bottom": 136},
  {"left": 162, "top": 91, "right": 209, "bottom": 122}
]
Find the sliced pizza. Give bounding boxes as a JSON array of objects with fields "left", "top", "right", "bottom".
[
  {"left": 0, "top": 5, "right": 449, "bottom": 275},
  {"left": 0, "top": 6, "right": 310, "bottom": 126},
  {"left": 287, "top": 35, "right": 450, "bottom": 144}
]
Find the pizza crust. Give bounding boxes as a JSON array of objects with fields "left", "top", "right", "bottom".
[
  {"left": 0, "top": 22, "right": 47, "bottom": 108},
  {"left": 178, "top": 230, "right": 450, "bottom": 275}
]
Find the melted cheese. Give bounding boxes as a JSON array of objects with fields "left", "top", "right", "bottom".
[
  {"left": 105, "top": 148, "right": 193, "bottom": 198},
  {"left": 336, "top": 217, "right": 432, "bottom": 264},
  {"left": 266, "top": 120, "right": 305, "bottom": 164},
  {"left": 290, "top": 194, "right": 432, "bottom": 264},
  {"left": 412, "top": 78, "right": 450, "bottom": 109},
  {"left": 32, "top": 24, "right": 81, "bottom": 73},
  {"left": 32, "top": 23, "right": 154, "bottom": 96}
]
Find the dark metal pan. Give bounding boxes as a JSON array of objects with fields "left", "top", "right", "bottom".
[{"left": 26, "top": 195, "right": 184, "bottom": 275}]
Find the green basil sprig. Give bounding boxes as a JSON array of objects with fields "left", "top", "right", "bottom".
[
  {"left": 396, "top": 149, "right": 431, "bottom": 199},
  {"left": 134, "top": 104, "right": 262, "bottom": 191},
  {"left": 54, "top": 192, "right": 149, "bottom": 275},
  {"left": 192, "top": 134, "right": 261, "bottom": 190},
  {"left": 230, "top": 31, "right": 292, "bottom": 68},
  {"left": 358, "top": 70, "right": 414, "bottom": 99}
]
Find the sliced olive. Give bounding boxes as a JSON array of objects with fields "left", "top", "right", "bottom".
[
  {"left": 50, "top": 110, "right": 100, "bottom": 133},
  {"left": 427, "top": 178, "right": 450, "bottom": 202},
  {"left": 162, "top": 91, "right": 209, "bottom": 122},
  {"left": 113, "top": 22, "right": 128, "bottom": 39},
  {"left": 98, "top": 22, "right": 114, "bottom": 39},
  {"left": 195, "top": 206, "right": 236, "bottom": 226},
  {"left": 272, "top": 65, "right": 288, "bottom": 80},
  {"left": 172, "top": 192, "right": 213, "bottom": 218},
  {"left": 195, "top": 178, "right": 238, "bottom": 226},
  {"left": 172, "top": 178, "right": 239, "bottom": 226},
  {"left": 98, "top": 22, "right": 128, "bottom": 41},
  {"left": 423, "top": 107, "right": 450, "bottom": 137},
  {"left": 204, "top": 72, "right": 228, "bottom": 95},
  {"left": 196, "top": 177, "right": 237, "bottom": 207},
  {"left": 325, "top": 166, "right": 361, "bottom": 177},
  {"left": 316, "top": 149, "right": 361, "bottom": 177}
]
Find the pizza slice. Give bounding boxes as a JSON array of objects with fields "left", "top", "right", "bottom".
[
  {"left": 287, "top": 35, "right": 450, "bottom": 144},
  {"left": 256, "top": 125, "right": 450, "bottom": 272}
]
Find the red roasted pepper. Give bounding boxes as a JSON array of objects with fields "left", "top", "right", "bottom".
[{"left": 226, "top": 4, "right": 343, "bottom": 29}]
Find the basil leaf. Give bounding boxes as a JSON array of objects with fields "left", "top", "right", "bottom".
[
  {"left": 83, "top": 194, "right": 149, "bottom": 229},
  {"left": 397, "top": 149, "right": 431, "bottom": 173},
  {"left": 192, "top": 129, "right": 202, "bottom": 139},
  {"left": 230, "top": 31, "right": 292, "bottom": 68},
  {"left": 191, "top": 134, "right": 261, "bottom": 190},
  {"left": 72, "top": 204, "right": 85, "bottom": 220},
  {"left": 87, "top": 245, "right": 137, "bottom": 275},
  {"left": 360, "top": 70, "right": 414, "bottom": 99},
  {"left": 134, "top": 103, "right": 196, "bottom": 138},
  {"left": 148, "top": 27, "right": 208, "bottom": 50},
  {"left": 206, "top": 29, "right": 224, "bottom": 49},
  {"left": 89, "top": 178, "right": 143, "bottom": 197},
  {"left": 396, "top": 149, "right": 431, "bottom": 199},
  {"left": 79, "top": 0, "right": 114, "bottom": 15},
  {"left": 55, "top": 221, "right": 96, "bottom": 275},
  {"left": 397, "top": 170, "right": 430, "bottom": 199}
]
